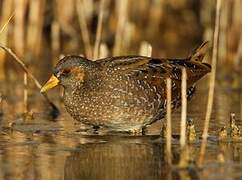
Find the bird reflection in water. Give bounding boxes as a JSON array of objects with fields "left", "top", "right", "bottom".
[{"left": 64, "top": 136, "right": 200, "bottom": 180}]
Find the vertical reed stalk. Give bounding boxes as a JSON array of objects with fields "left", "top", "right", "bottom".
[
  {"left": 23, "top": 73, "right": 28, "bottom": 113},
  {"left": 13, "top": 0, "right": 26, "bottom": 57},
  {"left": 198, "top": 0, "right": 222, "bottom": 167},
  {"left": 113, "top": 0, "right": 128, "bottom": 55},
  {"left": 235, "top": 36, "right": 242, "bottom": 120},
  {"left": 26, "top": 0, "right": 46, "bottom": 56},
  {"left": 26, "top": 0, "right": 39, "bottom": 55},
  {"left": 76, "top": 0, "right": 92, "bottom": 59},
  {"left": 93, "top": 0, "right": 106, "bottom": 60},
  {"left": 122, "top": 22, "right": 134, "bottom": 52},
  {"left": 147, "top": 0, "right": 163, "bottom": 36},
  {"left": 0, "top": 93, "right": 3, "bottom": 115},
  {"left": 36, "top": 0, "right": 45, "bottom": 56},
  {"left": 180, "top": 68, "right": 187, "bottom": 148},
  {"left": 14, "top": 0, "right": 28, "bottom": 113},
  {"left": 234, "top": 35, "right": 242, "bottom": 69},
  {"left": 51, "top": 21, "right": 61, "bottom": 56},
  {"left": 166, "top": 78, "right": 172, "bottom": 166}
]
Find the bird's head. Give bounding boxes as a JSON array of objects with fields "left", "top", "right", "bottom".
[{"left": 41, "top": 56, "right": 96, "bottom": 92}]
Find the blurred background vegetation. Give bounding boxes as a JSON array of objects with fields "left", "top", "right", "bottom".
[{"left": 0, "top": 0, "right": 241, "bottom": 115}]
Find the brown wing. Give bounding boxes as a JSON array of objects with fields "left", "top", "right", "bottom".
[
  {"left": 98, "top": 55, "right": 210, "bottom": 86},
  {"left": 97, "top": 41, "right": 210, "bottom": 83}
]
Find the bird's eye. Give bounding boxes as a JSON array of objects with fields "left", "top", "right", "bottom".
[{"left": 62, "top": 68, "right": 71, "bottom": 76}]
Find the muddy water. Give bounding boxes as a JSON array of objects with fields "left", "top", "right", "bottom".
[{"left": 0, "top": 74, "right": 241, "bottom": 180}]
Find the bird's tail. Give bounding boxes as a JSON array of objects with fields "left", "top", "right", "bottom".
[{"left": 190, "top": 41, "right": 209, "bottom": 62}]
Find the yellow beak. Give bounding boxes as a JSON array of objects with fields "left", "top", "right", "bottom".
[{"left": 40, "top": 75, "right": 60, "bottom": 93}]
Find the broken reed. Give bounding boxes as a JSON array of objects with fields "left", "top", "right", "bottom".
[
  {"left": 198, "top": 0, "right": 222, "bottom": 167},
  {"left": 166, "top": 78, "right": 172, "bottom": 166},
  {"left": 180, "top": 68, "right": 187, "bottom": 148}
]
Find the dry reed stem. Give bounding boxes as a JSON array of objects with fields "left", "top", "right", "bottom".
[
  {"left": 139, "top": 41, "right": 152, "bottom": 57},
  {"left": 13, "top": 0, "right": 26, "bottom": 57},
  {"left": 0, "top": 93, "right": 2, "bottom": 114},
  {"left": 35, "top": 0, "right": 46, "bottom": 56},
  {"left": 14, "top": 0, "right": 27, "bottom": 113},
  {"left": 51, "top": 21, "right": 60, "bottom": 55},
  {"left": 0, "top": 13, "right": 14, "bottom": 34},
  {"left": 0, "top": 0, "right": 13, "bottom": 38},
  {"left": 198, "top": 0, "right": 222, "bottom": 167},
  {"left": 23, "top": 73, "right": 28, "bottom": 113},
  {"left": 26, "top": 0, "right": 39, "bottom": 52},
  {"left": 219, "top": 0, "right": 228, "bottom": 64},
  {"left": 166, "top": 78, "right": 172, "bottom": 166},
  {"left": 26, "top": 0, "right": 45, "bottom": 56},
  {"left": 0, "top": 11, "right": 14, "bottom": 79},
  {"left": 76, "top": 0, "right": 93, "bottom": 59},
  {"left": 93, "top": 0, "right": 106, "bottom": 60},
  {"left": 0, "top": 0, "right": 13, "bottom": 79},
  {"left": 122, "top": 22, "right": 134, "bottom": 51},
  {"left": 180, "top": 68, "right": 187, "bottom": 148},
  {"left": 234, "top": 35, "right": 242, "bottom": 69},
  {"left": 147, "top": 0, "right": 163, "bottom": 36},
  {"left": 235, "top": 35, "right": 242, "bottom": 120},
  {"left": 0, "top": 45, "right": 59, "bottom": 114},
  {"left": 113, "top": 0, "right": 128, "bottom": 55}
]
